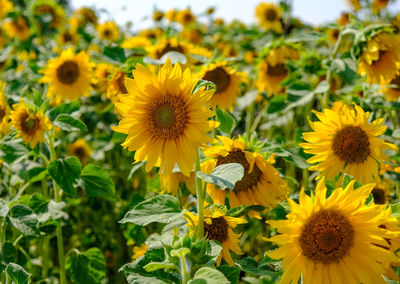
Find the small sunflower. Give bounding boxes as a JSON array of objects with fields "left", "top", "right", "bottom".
[
  {"left": 152, "top": 10, "right": 164, "bottom": 22},
  {"left": 255, "top": 2, "right": 283, "bottom": 33},
  {"left": 176, "top": 8, "right": 195, "bottom": 26},
  {"left": 166, "top": 9, "right": 177, "bottom": 22},
  {"left": 257, "top": 44, "right": 300, "bottom": 96},
  {"left": 371, "top": 180, "right": 394, "bottom": 204},
  {"left": 185, "top": 206, "right": 246, "bottom": 266},
  {"left": 69, "top": 139, "right": 92, "bottom": 165},
  {"left": 40, "top": 47, "right": 94, "bottom": 103},
  {"left": 70, "top": 7, "right": 97, "bottom": 30},
  {"left": 358, "top": 32, "right": 400, "bottom": 85},
  {"left": 160, "top": 171, "right": 196, "bottom": 195},
  {"left": 139, "top": 27, "right": 163, "bottom": 40},
  {"left": 121, "top": 36, "right": 151, "bottom": 49},
  {"left": 198, "top": 62, "right": 246, "bottom": 111},
  {"left": 202, "top": 136, "right": 288, "bottom": 209},
  {"left": 146, "top": 38, "right": 190, "bottom": 60},
  {"left": 31, "top": 0, "right": 65, "bottom": 29},
  {"left": 10, "top": 99, "right": 52, "bottom": 148},
  {"left": 266, "top": 178, "right": 400, "bottom": 284},
  {"left": 337, "top": 12, "right": 350, "bottom": 26},
  {"left": 300, "top": 104, "right": 398, "bottom": 184},
  {"left": 0, "top": 0, "right": 13, "bottom": 20},
  {"left": 95, "top": 62, "right": 116, "bottom": 93},
  {"left": 384, "top": 63, "right": 400, "bottom": 102},
  {"left": 106, "top": 70, "right": 128, "bottom": 101},
  {"left": 0, "top": 81, "right": 10, "bottom": 135},
  {"left": 57, "top": 29, "right": 79, "bottom": 46},
  {"left": 112, "top": 59, "right": 217, "bottom": 176},
  {"left": 97, "top": 21, "right": 120, "bottom": 42},
  {"left": 180, "top": 28, "right": 202, "bottom": 45},
  {"left": 327, "top": 28, "right": 340, "bottom": 44},
  {"left": 4, "top": 16, "right": 29, "bottom": 41}
]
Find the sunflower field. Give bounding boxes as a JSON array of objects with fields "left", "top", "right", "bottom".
[{"left": 1, "top": 0, "right": 400, "bottom": 283}]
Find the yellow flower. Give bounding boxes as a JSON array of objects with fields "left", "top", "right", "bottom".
[
  {"left": 70, "top": 7, "right": 97, "bottom": 30},
  {"left": 202, "top": 136, "right": 288, "bottom": 209},
  {"left": 139, "top": 28, "right": 163, "bottom": 39},
  {"left": 300, "top": 104, "right": 398, "bottom": 184},
  {"left": 121, "top": 36, "right": 151, "bottom": 49},
  {"left": 206, "top": 7, "right": 215, "bottom": 15},
  {"left": 40, "top": 47, "right": 94, "bottom": 103},
  {"left": 32, "top": 0, "right": 65, "bottom": 29},
  {"left": 106, "top": 70, "right": 128, "bottom": 101},
  {"left": 371, "top": 180, "right": 393, "bottom": 204},
  {"left": 266, "top": 178, "right": 400, "bottom": 284},
  {"left": 180, "top": 28, "right": 202, "bottom": 45},
  {"left": 198, "top": 61, "right": 246, "bottom": 110},
  {"left": 146, "top": 38, "right": 190, "bottom": 60},
  {"left": 0, "top": 0, "right": 13, "bottom": 20},
  {"left": 185, "top": 206, "right": 246, "bottom": 266},
  {"left": 337, "top": 12, "right": 350, "bottom": 26},
  {"left": 69, "top": 139, "right": 92, "bottom": 165},
  {"left": 358, "top": 32, "right": 400, "bottom": 85},
  {"left": 161, "top": 171, "right": 196, "bottom": 195},
  {"left": 57, "top": 29, "right": 79, "bottom": 46},
  {"left": 327, "top": 28, "right": 340, "bottom": 44},
  {"left": 132, "top": 243, "right": 147, "bottom": 260},
  {"left": 0, "top": 81, "right": 10, "bottom": 135},
  {"left": 176, "top": 9, "right": 195, "bottom": 26},
  {"left": 152, "top": 10, "right": 164, "bottom": 21},
  {"left": 10, "top": 99, "right": 52, "bottom": 148},
  {"left": 257, "top": 44, "right": 300, "bottom": 95},
  {"left": 97, "top": 21, "right": 120, "bottom": 42},
  {"left": 255, "top": 2, "right": 283, "bottom": 33},
  {"left": 95, "top": 63, "right": 116, "bottom": 93},
  {"left": 166, "top": 9, "right": 177, "bottom": 22},
  {"left": 112, "top": 59, "right": 217, "bottom": 176},
  {"left": 383, "top": 62, "right": 400, "bottom": 102},
  {"left": 4, "top": 16, "right": 29, "bottom": 41}
]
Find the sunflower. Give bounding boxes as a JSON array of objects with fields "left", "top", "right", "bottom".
[
  {"left": 4, "top": 16, "right": 29, "bottom": 41},
  {"left": 180, "top": 28, "right": 202, "bottom": 45},
  {"left": 31, "top": 0, "right": 65, "bottom": 29},
  {"left": 97, "top": 21, "right": 120, "bottom": 42},
  {"left": 69, "top": 139, "right": 92, "bottom": 165},
  {"left": 384, "top": 63, "right": 400, "bottom": 102},
  {"left": 198, "top": 62, "right": 246, "bottom": 110},
  {"left": 176, "top": 9, "right": 195, "bottom": 26},
  {"left": 152, "top": 10, "right": 164, "bottom": 22},
  {"left": 358, "top": 32, "right": 400, "bottom": 85},
  {"left": 185, "top": 206, "right": 246, "bottom": 265},
  {"left": 300, "top": 104, "right": 398, "bottom": 184},
  {"left": 202, "top": 136, "right": 288, "bottom": 209},
  {"left": 121, "top": 36, "right": 151, "bottom": 49},
  {"left": 372, "top": 0, "right": 390, "bottom": 13},
  {"left": 132, "top": 243, "right": 147, "bottom": 260},
  {"left": 256, "top": 44, "right": 300, "bottom": 96},
  {"left": 266, "top": 178, "right": 400, "bottom": 284},
  {"left": 106, "top": 70, "right": 128, "bottom": 101},
  {"left": 139, "top": 28, "right": 163, "bottom": 40},
  {"left": 371, "top": 181, "right": 392, "bottom": 204},
  {"left": 57, "top": 29, "right": 79, "bottom": 46},
  {"left": 255, "top": 2, "right": 283, "bottom": 33},
  {"left": 146, "top": 38, "right": 190, "bottom": 59},
  {"left": 112, "top": 59, "right": 217, "bottom": 176},
  {"left": 0, "top": 81, "right": 10, "bottom": 135},
  {"left": 10, "top": 99, "right": 52, "bottom": 148},
  {"left": 70, "top": 7, "right": 97, "bottom": 30},
  {"left": 166, "top": 9, "right": 177, "bottom": 22},
  {"left": 160, "top": 171, "right": 196, "bottom": 195},
  {"left": 337, "top": 12, "right": 350, "bottom": 26},
  {"left": 0, "top": 0, "right": 13, "bottom": 20},
  {"left": 95, "top": 63, "right": 116, "bottom": 93},
  {"left": 345, "top": 0, "right": 362, "bottom": 11},
  {"left": 40, "top": 47, "right": 94, "bottom": 103},
  {"left": 327, "top": 28, "right": 340, "bottom": 44}
]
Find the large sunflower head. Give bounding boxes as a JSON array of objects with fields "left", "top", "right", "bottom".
[
  {"left": 0, "top": 81, "right": 10, "bottom": 135},
  {"left": 40, "top": 47, "right": 94, "bottom": 104},
  {"left": 197, "top": 61, "right": 246, "bottom": 111},
  {"left": 176, "top": 8, "right": 196, "bottom": 27},
  {"left": 69, "top": 138, "right": 92, "bottom": 165},
  {"left": 97, "top": 21, "right": 120, "bottom": 42},
  {"left": 300, "top": 104, "right": 398, "bottom": 184},
  {"left": 106, "top": 70, "right": 129, "bottom": 101},
  {"left": 10, "top": 99, "right": 52, "bottom": 148},
  {"left": 4, "top": 16, "right": 29, "bottom": 41},
  {"left": 266, "top": 178, "right": 400, "bottom": 284},
  {"left": 255, "top": 2, "right": 283, "bottom": 33},
  {"left": 112, "top": 59, "right": 217, "bottom": 176},
  {"left": 185, "top": 206, "right": 246, "bottom": 266},
  {"left": 31, "top": 0, "right": 65, "bottom": 29},
  {"left": 202, "top": 136, "right": 288, "bottom": 209},
  {"left": 0, "top": 0, "right": 13, "bottom": 20},
  {"left": 358, "top": 32, "right": 400, "bottom": 85}
]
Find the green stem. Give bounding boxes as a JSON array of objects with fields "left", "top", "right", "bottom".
[
  {"left": 195, "top": 148, "right": 204, "bottom": 239},
  {"left": 245, "top": 102, "right": 255, "bottom": 141},
  {"left": 180, "top": 255, "right": 190, "bottom": 284},
  {"left": 302, "top": 168, "right": 309, "bottom": 190}
]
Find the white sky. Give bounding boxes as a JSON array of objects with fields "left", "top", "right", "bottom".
[{"left": 70, "top": 0, "right": 400, "bottom": 31}]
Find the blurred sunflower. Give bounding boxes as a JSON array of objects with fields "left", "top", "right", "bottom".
[
  {"left": 180, "top": 28, "right": 202, "bottom": 45},
  {"left": 337, "top": 12, "right": 350, "bottom": 26},
  {"left": 327, "top": 28, "right": 340, "bottom": 44},
  {"left": 40, "top": 47, "right": 94, "bottom": 103},
  {"left": 95, "top": 63, "right": 116, "bottom": 93},
  {"left": 198, "top": 61, "right": 246, "bottom": 110},
  {"left": 69, "top": 139, "right": 92, "bottom": 165},
  {"left": 0, "top": 0, "right": 13, "bottom": 20},
  {"left": 186, "top": 206, "right": 246, "bottom": 265},
  {"left": 372, "top": 0, "right": 390, "bottom": 13},
  {"left": 257, "top": 44, "right": 300, "bottom": 96},
  {"left": 266, "top": 178, "right": 400, "bottom": 284},
  {"left": 97, "top": 21, "right": 120, "bottom": 42},
  {"left": 0, "top": 81, "right": 10, "bottom": 135},
  {"left": 4, "top": 16, "right": 29, "bottom": 41},
  {"left": 146, "top": 38, "right": 190, "bottom": 59},
  {"left": 152, "top": 10, "right": 164, "bottom": 22},
  {"left": 121, "top": 36, "right": 151, "bottom": 49},
  {"left": 202, "top": 136, "right": 288, "bottom": 209},
  {"left": 112, "top": 59, "right": 217, "bottom": 176},
  {"left": 161, "top": 171, "right": 196, "bottom": 195},
  {"left": 255, "top": 2, "right": 283, "bottom": 33},
  {"left": 31, "top": 0, "right": 65, "bottom": 29},
  {"left": 107, "top": 70, "right": 128, "bottom": 101},
  {"left": 371, "top": 180, "right": 393, "bottom": 204},
  {"left": 166, "top": 9, "right": 177, "bottom": 22},
  {"left": 57, "top": 29, "right": 79, "bottom": 46},
  {"left": 384, "top": 63, "right": 400, "bottom": 101},
  {"left": 358, "top": 32, "right": 400, "bottom": 85},
  {"left": 70, "top": 7, "right": 97, "bottom": 29},
  {"left": 345, "top": 0, "right": 362, "bottom": 11},
  {"left": 10, "top": 99, "right": 52, "bottom": 148},
  {"left": 300, "top": 104, "right": 398, "bottom": 184},
  {"left": 176, "top": 8, "right": 196, "bottom": 26}
]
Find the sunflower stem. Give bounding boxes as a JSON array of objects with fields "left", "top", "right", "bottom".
[
  {"left": 195, "top": 148, "right": 205, "bottom": 239},
  {"left": 246, "top": 102, "right": 255, "bottom": 141},
  {"left": 179, "top": 255, "right": 190, "bottom": 284}
]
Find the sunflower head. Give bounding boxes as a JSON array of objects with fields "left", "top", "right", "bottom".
[
  {"left": 255, "top": 2, "right": 283, "bottom": 33},
  {"left": 152, "top": 10, "right": 164, "bottom": 21},
  {"left": 95, "top": 62, "right": 116, "bottom": 93},
  {"left": 69, "top": 139, "right": 92, "bottom": 165},
  {"left": 97, "top": 21, "right": 120, "bottom": 42},
  {"left": 121, "top": 36, "right": 152, "bottom": 49},
  {"left": 176, "top": 9, "right": 196, "bottom": 26},
  {"left": 372, "top": 0, "right": 390, "bottom": 13},
  {"left": 327, "top": 28, "right": 340, "bottom": 44},
  {"left": 4, "top": 16, "right": 29, "bottom": 41},
  {"left": 107, "top": 70, "right": 129, "bottom": 101},
  {"left": 31, "top": 0, "right": 65, "bottom": 29},
  {"left": 70, "top": 7, "right": 98, "bottom": 29},
  {"left": 345, "top": 0, "right": 362, "bottom": 11},
  {"left": 146, "top": 38, "right": 189, "bottom": 59},
  {"left": 161, "top": 170, "right": 196, "bottom": 196},
  {"left": 0, "top": 81, "right": 10, "bottom": 135},
  {"left": 139, "top": 27, "right": 163, "bottom": 40},
  {"left": 57, "top": 29, "right": 79, "bottom": 46}
]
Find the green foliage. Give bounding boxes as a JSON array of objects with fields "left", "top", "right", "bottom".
[
  {"left": 48, "top": 157, "right": 82, "bottom": 195},
  {"left": 80, "top": 164, "right": 117, "bottom": 202},
  {"left": 197, "top": 163, "right": 244, "bottom": 191}
]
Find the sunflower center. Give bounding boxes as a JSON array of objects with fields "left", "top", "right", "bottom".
[
  {"left": 0, "top": 107, "right": 5, "bottom": 120},
  {"left": 372, "top": 50, "right": 387, "bottom": 65},
  {"left": 74, "top": 146, "right": 86, "bottom": 160},
  {"left": 390, "top": 75, "right": 400, "bottom": 90},
  {"left": 216, "top": 149, "right": 262, "bottom": 193},
  {"left": 183, "top": 13, "right": 193, "bottom": 23},
  {"left": 22, "top": 117, "right": 37, "bottom": 133},
  {"left": 103, "top": 29, "right": 112, "bottom": 38},
  {"left": 204, "top": 217, "right": 228, "bottom": 243},
  {"left": 372, "top": 187, "right": 386, "bottom": 204},
  {"left": 299, "top": 209, "right": 354, "bottom": 264},
  {"left": 332, "top": 126, "right": 370, "bottom": 164},
  {"left": 148, "top": 95, "right": 188, "bottom": 139},
  {"left": 265, "top": 8, "right": 278, "bottom": 21},
  {"left": 57, "top": 60, "right": 80, "bottom": 85},
  {"left": 117, "top": 73, "right": 128, "bottom": 94},
  {"left": 63, "top": 32, "right": 73, "bottom": 42},
  {"left": 157, "top": 43, "right": 184, "bottom": 59},
  {"left": 267, "top": 63, "right": 288, "bottom": 77},
  {"left": 202, "top": 67, "right": 231, "bottom": 94}
]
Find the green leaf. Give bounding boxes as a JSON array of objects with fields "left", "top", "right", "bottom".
[
  {"left": 38, "top": 200, "right": 68, "bottom": 223},
  {"left": 7, "top": 204, "right": 39, "bottom": 236},
  {"left": 126, "top": 275, "right": 167, "bottom": 284},
  {"left": 217, "top": 266, "right": 240, "bottom": 284},
  {"left": 104, "top": 45, "right": 126, "bottom": 62},
  {"left": 392, "top": 128, "right": 400, "bottom": 139},
  {"left": 236, "top": 257, "right": 281, "bottom": 276},
  {"left": 143, "top": 262, "right": 178, "bottom": 272},
  {"left": 53, "top": 114, "right": 88, "bottom": 132},
  {"left": 5, "top": 263, "right": 30, "bottom": 284},
  {"left": 188, "top": 267, "right": 229, "bottom": 284},
  {"left": 120, "top": 195, "right": 181, "bottom": 226},
  {"left": 197, "top": 163, "right": 244, "bottom": 191},
  {"left": 0, "top": 139, "right": 29, "bottom": 164},
  {"left": 49, "top": 100, "right": 80, "bottom": 121},
  {"left": 80, "top": 164, "right": 117, "bottom": 202},
  {"left": 48, "top": 157, "right": 82, "bottom": 196},
  {"left": 267, "top": 95, "right": 286, "bottom": 113},
  {"left": 391, "top": 203, "right": 400, "bottom": 218},
  {"left": 27, "top": 167, "right": 48, "bottom": 183},
  {"left": 66, "top": 248, "right": 106, "bottom": 284},
  {"left": 215, "top": 108, "right": 236, "bottom": 134},
  {"left": 0, "top": 199, "right": 9, "bottom": 218}
]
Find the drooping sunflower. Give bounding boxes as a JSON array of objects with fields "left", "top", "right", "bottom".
[
  {"left": 266, "top": 178, "right": 400, "bottom": 284},
  {"left": 121, "top": 36, "right": 152, "bottom": 49},
  {"left": 160, "top": 171, "right": 196, "bottom": 195},
  {"left": 57, "top": 29, "right": 79, "bottom": 46},
  {"left": 197, "top": 62, "right": 246, "bottom": 110},
  {"left": 358, "top": 32, "right": 400, "bottom": 85},
  {"left": 107, "top": 70, "right": 128, "bottom": 101},
  {"left": 4, "top": 16, "right": 29, "bottom": 41},
  {"left": 40, "top": 47, "right": 94, "bottom": 103},
  {"left": 185, "top": 206, "right": 246, "bottom": 266},
  {"left": 257, "top": 44, "right": 300, "bottom": 96},
  {"left": 112, "top": 59, "right": 217, "bottom": 176},
  {"left": 0, "top": 0, "right": 13, "bottom": 20},
  {"left": 95, "top": 62, "right": 116, "bottom": 93},
  {"left": 300, "top": 104, "right": 398, "bottom": 184},
  {"left": 255, "top": 2, "right": 283, "bottom": 33},
  {"left": 202, "top": 136, "right": 288, "bottom": 209},
  {"left": 31, "top": 0, "right": 65, "bottom": 29},
  {"left": 70, "top": 7, "right": 97, "bottom": 30},
  {"left": 10, "top": 99, "right": 52, "bottom": 148},
  {"left": 176, "top": 8, "right": 196, "bottom": 27},
  {"left": 0, "top": 81, "right": 10, "bottom": 135},
  {"left": 69, "top": 139, "right": 92, "bottom": 165},
  {"left": 97, "top": 21, "right": 120, "bottom": 42}
]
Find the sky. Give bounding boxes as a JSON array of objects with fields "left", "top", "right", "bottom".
[{"left": 70, "top": 0, "right": 400, "bottom": 31}]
